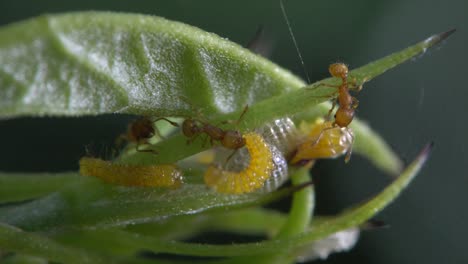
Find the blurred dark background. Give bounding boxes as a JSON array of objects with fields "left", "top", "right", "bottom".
[{"left": 0, "top": 0, "right": 466, "bottom": 263}]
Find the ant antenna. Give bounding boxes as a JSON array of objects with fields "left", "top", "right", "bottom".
[{"left": 280, "top": 0, "right": 311, "bottom": 84}]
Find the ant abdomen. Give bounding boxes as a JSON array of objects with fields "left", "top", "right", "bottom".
[{"left": 334, "top": 108, "right": 355, "bottom": 128}]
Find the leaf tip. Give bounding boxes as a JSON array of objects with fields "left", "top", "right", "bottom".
[
  {"left": 424, "top": 29, "right": 456, "bottom": 47},
  {"left": 361, "top": 219, "right": 390, "bottom": 230},
  {"left": 417, "top": 142, "right": 434, "bottom": 165}
]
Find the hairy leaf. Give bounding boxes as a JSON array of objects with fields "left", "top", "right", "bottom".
[{"left": 0, "top": 12, "right": 303, "bottom": 118}]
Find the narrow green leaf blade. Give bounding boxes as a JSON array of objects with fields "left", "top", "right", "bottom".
[
  {"left": 0, "top": 176, "right": 299, "bottom": 230},
  {"left": 0, "top": 223, "right": 110, "bottom": 264},
  {"left": 0, "top": 172, "right": 79, "bottom": 203}
]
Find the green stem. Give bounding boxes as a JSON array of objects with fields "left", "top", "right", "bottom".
[
  {"left": 276, "top": 167, "right": 314, "bottom": 238},
  {"left": 252, "top": 166, "right": 314, "bottom": 263}
]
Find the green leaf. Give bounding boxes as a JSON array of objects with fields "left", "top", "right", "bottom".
[
  {"left": 0, "top": 172, "right": 79, "bottom": 203},
  {"left": 1, "top": 254, "right": 48, "bottom": 264},
  {"left": 123, "top": 208, "right": 287, "bottom": 241},
  {"left": 0, "top": 223, "right": 111, "bottom": 264},
  {"left": 0, "top": 175, "right": 300, "bottom": 230},
  {"left": 350, "top": 119, "right": 403, "bottom": 174},
  {"left": 0, "top": 12, "right": 303, "bottom": 118}
]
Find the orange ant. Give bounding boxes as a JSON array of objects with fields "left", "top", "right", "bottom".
[
  {"left": 326, "top": 63, "right": 362, "bottom": 128},
  {"left": 280, "top": 0, "right": 364, "bottom": 163},
  {"left": 301, "top": 63, "right": 363, "bottom": 163},
  {"left": 119, "top": 117, "right": 179, "bottom": 153},
  {"left": 279, "top": 1, "right": 361, "bottom": 128},
  {"left": 181, "top": 106, "right": 249, "bottom": 151}
]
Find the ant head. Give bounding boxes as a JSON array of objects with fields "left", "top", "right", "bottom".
[
  {"left": 329, "top": 63, "right": 349, "bottom": 79},
  {"left": 222, "top": 130, "right": 246, "bottom": 149}
]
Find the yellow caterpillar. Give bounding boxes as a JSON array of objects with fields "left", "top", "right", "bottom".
[
  {"left": 290, "top": 119, "right": 354, "bottom": 165},
  {"left": 204, "top": 132, "right": 274, "bottom": 194},
  {"left": 79, "top": 157, "right": 183, "bottom": 188}
]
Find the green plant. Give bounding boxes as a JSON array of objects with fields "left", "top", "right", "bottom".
[{"left": 0, "top": 12, "right": 452, "bottom": 263}]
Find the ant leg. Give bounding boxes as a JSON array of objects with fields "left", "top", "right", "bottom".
[
  {"left": 348, "top": 83, "right": 363, "bottom": 92},
  {"left": 219, "top": 105, "right": 249, "bottom": 126},
  {"left": 235, "top": 105, "right": 249, "bottom": 125},
  {"left": 308, "top": 126, "right": 354, "bottom": 163},
  {"left": 225, "top": 149, "right": 239, "bottom": 164},
  {"left": 318, "top": 82, "right": 340, "bottom": 88},
  {"left": 136, "top": 143, "right": 159, "bottom": 154},
  {"left": 178, "top": 95, "right": 208, "bottom": 123},
  {"left": 326, "top": 100, "right": 337, "bottom": 120},
  {"left": 309, "top": 122, "right": 343, "bottom": 147},
  {"left": 344, "top": 146, "right": 353, "bottom": 163},
  {"left": 349, "top": 84, "right": 363, "bottom": 92},
  {"left": 152, "top": 117, "right": 180, "bottom": 127},
  {"left": 351, "top": 97, "right": 359, "bottom": 109},
  {"left": 150, "top": 117, "right": 180, "bottom": 140},
  {"left": 348, "top": 77, "right": 368, "bottom": 92},
  {"left": 308, "top": 127, "right": 329, "bottom": 147},
  {"left": 344, "top": 129, "right": 355, "bottom": 163},
  {"left": 151, "top": 126, "right": 165, "bottom": 140}
]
